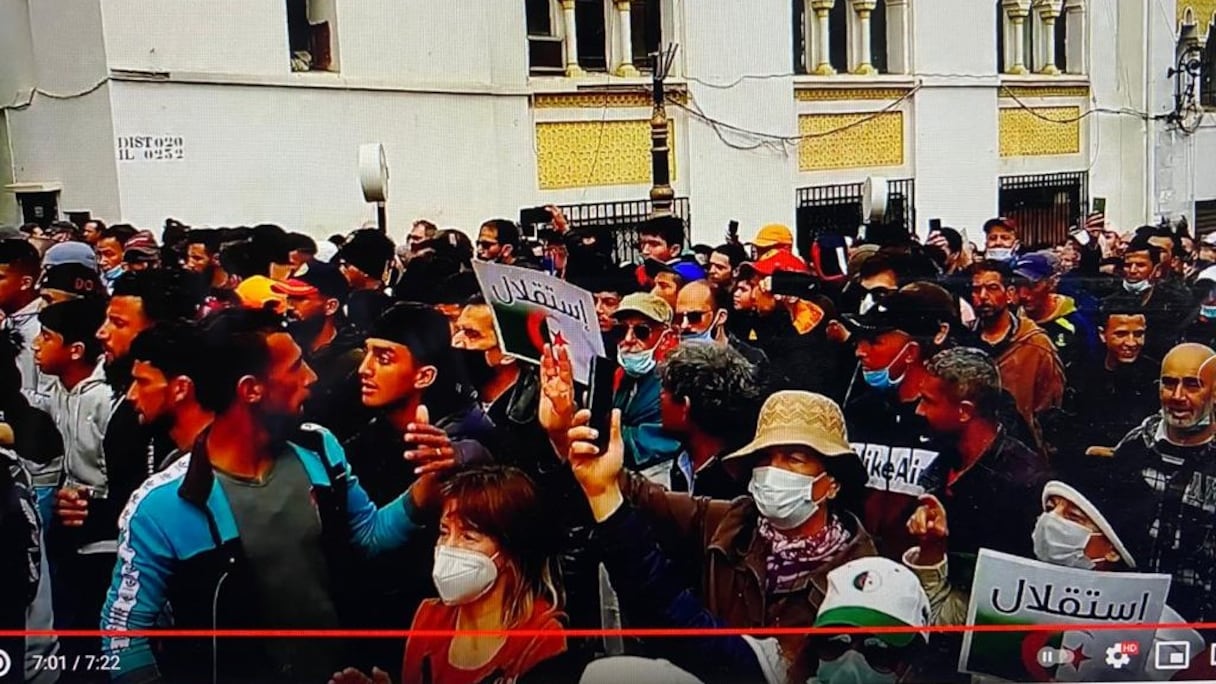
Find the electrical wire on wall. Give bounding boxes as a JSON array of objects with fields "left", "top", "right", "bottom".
[{"left": 0, "top": 77, "right": 112, "bottom": 111}]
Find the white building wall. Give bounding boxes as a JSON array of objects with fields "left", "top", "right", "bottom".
[
  {"left": 680, "top": 0, "right": 799, "bottom": 234},
  {"left": 3, "top": 0, "right": 1212, "bottom": 245},
  {"left": 908, "top": 0, "right": 1001, "bottom": 240}
]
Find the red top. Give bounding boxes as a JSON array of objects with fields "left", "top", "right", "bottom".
[{"left": 401, "top": 599, "right": 566, "bottom": 684}]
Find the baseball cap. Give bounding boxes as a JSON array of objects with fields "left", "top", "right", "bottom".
[
  {"left": 39, "top": 263, "right": 105, "bottom": 298},
  {"left": 983, "top": 217, "right": 1018, "bottom": 234},
  {"left": 612, "top": 292, "right": 672, "bottom": 325},
  {"left": 43, "top": 242, "right": 98, "bottom": 270},
  {"left": 642, "top": 258, "right": 707, "bottom": 283},
  {"left": 123, "top": 230, "right": 161, "bottom": 265},
  {"left": 272, "top": 261, "right": 350, "bottom": 302},
  {"left": 737, "top": 250, "right": 811, "bottom": 279},
  {"left": 1011, "top": 252, "right": 1056, "bottom": 283},
  {"left": 751, "top": 224, "right": 794, "bottom": 249},
  {"left": 234, "top": 275, "right": 288, "bottom": 314},
  {"left": 840, "top": 282, "right": 956, "bottom": 338},
  {"left": 814, "top": 557, "right": 932, "bottom": 647}
]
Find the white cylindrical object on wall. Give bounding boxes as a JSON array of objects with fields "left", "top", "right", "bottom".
[{"left": 359, "top": 143, "right": 389, "bottom": 203}]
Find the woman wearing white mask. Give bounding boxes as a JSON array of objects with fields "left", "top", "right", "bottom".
[
  {"left": 330, "top": 466, "right": 566, "bottom": 684},
  {"left": 904, "top": 478, "right": 1201, "bottom": 680},
  {"left": 560, "top": 388, "right": 876, "bottom": 683}
]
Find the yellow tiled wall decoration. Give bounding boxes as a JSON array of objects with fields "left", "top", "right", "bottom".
[
  {"left": 998, "top": 107, "right": 1081, "bottom": 157},
  {"left": 535, "top": 120, "right": 676, "bottom": 190},
  {"left": 794, "top": 88, "right": 911, "bottom": 102},
  {"left": 798, "top": 112, "right": 904, "bottom": 171},
  {"left": 1178, "top": 1, "right": 1216, "bottom": 37}
]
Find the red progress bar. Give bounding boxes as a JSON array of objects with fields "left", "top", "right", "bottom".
[{"left": 8, "top": 622, "right": 1216, "bottom": 639}]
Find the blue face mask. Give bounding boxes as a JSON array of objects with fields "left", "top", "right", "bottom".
[
  {"left": 680, "top": 327, "right": 715, "bottom": 344},
  {"left": 861, "top": 343, "right": 911, "bottom": 391},
  {"left": 1201, "top": 304, "right": 1216, "bottom": 320},
  {"left": 103, "top": 265, "right": 124, "bottom": 283},
  {"left": 618, "top": 347, "right": 657, "bottom": 377}
]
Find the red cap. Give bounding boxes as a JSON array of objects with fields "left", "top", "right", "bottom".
[
  {"left": 271, "top": 279, "right": 318, "bottom": 297},
  {"left": 738, "top": 250, "right": 810, "bottom": 279}
]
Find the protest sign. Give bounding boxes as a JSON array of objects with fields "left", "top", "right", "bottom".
[
  {"left": 850, "top": 441, "right": 938, "bottom": 496},
  {"left": 960, "top": 549, "right": 1172, "bottom": 682},
  {"left": 471, "top": 261, "right": 605, "bottom": 384}
]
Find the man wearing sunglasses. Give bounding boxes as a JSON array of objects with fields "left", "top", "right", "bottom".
[
  {"left": 610, "top": 292, "right": 682, "bottom": 480},
  {"left": 807, "top": 557, "right": 931, "bottom": 684}
]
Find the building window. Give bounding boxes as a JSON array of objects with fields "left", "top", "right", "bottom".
[
  {"left": 1203, "top": 34, "right": 1216, "bottom": 109},
  {"left": 1053, "top": 9, "right": 1068, "bottom": 73},
  {"left": 575, "top": 0, "right": 609, "bottom": 71},
  {"left": 630, "top": 0, "right": 661, "bottom": 67},
  {"left": 1196, "top": 198, "right": 1216, "bottom": 236},
  {"left": 1000, "top": 0, "right": 1084, "bottom": 76},
  {"left": 286, "top": 0, "right": 338, "bottom": 72},
  {"left": 536, "top": 0, "right": 660, "bottom": 78},
  {"left": 998, "top": 172, "right": 1088, "bottom": 247},
  {"left": 795, "top": 178, "right": 916, "bottom": 252},
  {"left": 528, "top": 0, "right": 565, "bottom": 74},
  {"left": 798, "top": 1, "right": 904, "bottom": 76}
]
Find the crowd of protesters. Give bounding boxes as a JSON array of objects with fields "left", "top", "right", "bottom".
[{"left": 1, "top": 209, "right": 1215, "bottom": 684}]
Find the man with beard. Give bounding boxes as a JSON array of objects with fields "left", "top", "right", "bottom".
[
  {"left": 913, "top": 348, "right": 1050, "bottom": 561},
  {"left": 1107, "top": 344, "right": 1216, "bottom": 621},
  {"left": 184, "top": 228, "right": 235, "bottom": 292},
  {"left": 125, "top": 322, "right": 214, "bottom": 465},
  {"left": 341, "top": 303, "right": 493, "bottom": 672},
  {"left": 64, "top": 271, "right": 193, "bottom": 563},
  {"left": 101, "top": 307, "right": 443, "bottom": 684},
  {"left": 274, "top": 261, "right": 368, "bottom": 440},
  {"left": 970, "top": 260, "right": 1064, "bottom": 449}
]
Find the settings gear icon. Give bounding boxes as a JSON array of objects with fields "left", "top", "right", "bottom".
[{"left": 1105, "top": 645, "right": 1131, "bottom": 669}]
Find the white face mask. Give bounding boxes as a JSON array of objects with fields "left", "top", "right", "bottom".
[
  {"left": 986, "top": 247, "right": 1014, "bottom": 262},
  {"left": 1031, "top": 513, "right": 1098, "bottom": 570},
  {"left": 815, "top": 649, "right": 898, "bottom": 684},
  {"left": 1123, "top": 278, "right": 1152, "bottom": 294},
  {"left": 432, "top": 545, "right": 499, "bottom": 605},
  {"left": 748, "top": 466, "right": 827, "bottom": 530}
]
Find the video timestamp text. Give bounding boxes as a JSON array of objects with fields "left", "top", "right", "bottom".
[{"left": 32, "top": 654, "right": 121, "bottom": 672}]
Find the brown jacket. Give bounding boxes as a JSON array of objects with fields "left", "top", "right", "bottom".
[
  {"left": 989, "top": 315, "right": 1065, "bottom": 444},
  {"left": 621, "top": 473, "right": 877, "bottom": 664}
]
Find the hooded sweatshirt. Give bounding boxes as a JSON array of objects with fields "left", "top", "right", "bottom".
[
  {"left": 45, "top": 361, "right": 116, "bottom": 553},
  {"left": 979, "top": 314, "right": 1065, "bottom": 450}
]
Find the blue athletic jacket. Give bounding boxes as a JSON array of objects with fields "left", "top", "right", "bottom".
[{"left": 99, "top": 423, "right": 425, "bottom": 684}]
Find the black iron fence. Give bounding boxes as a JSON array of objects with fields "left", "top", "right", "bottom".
[
  {"left": 555, "top": 197, "right": 692, "bottom": 264},
  {"left": 998, "top": 172, "right": 1088, "bottom": 249},
  {"left": 794, "top": 178, "right": 915, "bottom": 255}
]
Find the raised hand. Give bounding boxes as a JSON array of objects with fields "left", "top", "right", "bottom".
[
  {"left": 538, "top": 343, "right": 576, "bottom": 434},
  {"left": 404, "top": 405, "right": 457, "bottom": 511},
  {"left": 567, "top": 409, "right": 625, "bottom": 521},
  {"left": 906, "top": 494, "right": 949, "bottom": 566}
]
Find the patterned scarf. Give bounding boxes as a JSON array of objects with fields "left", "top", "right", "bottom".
[{"left": 758, "top": 514, "right": 852, "bottom": 595}]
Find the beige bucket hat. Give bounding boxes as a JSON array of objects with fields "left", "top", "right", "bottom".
[{"left": 723, "top": 390, "right": 854, "bottom": 462}]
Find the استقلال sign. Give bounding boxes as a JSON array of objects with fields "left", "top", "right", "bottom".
[{"left": 116, "top": 136, "right": 184, "bottom": 162}]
